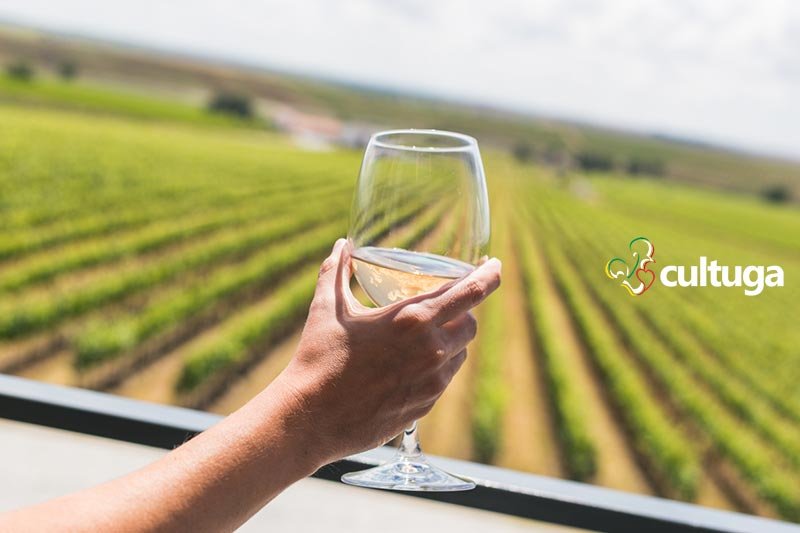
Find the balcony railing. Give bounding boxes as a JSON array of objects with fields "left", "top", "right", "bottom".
[{"left": 0, "top": 374, "right": 796, "bottom": 533}]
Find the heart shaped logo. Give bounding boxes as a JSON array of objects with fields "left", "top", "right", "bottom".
[{"left": 635, "top": 267, "right": 656, "bottom": 293}]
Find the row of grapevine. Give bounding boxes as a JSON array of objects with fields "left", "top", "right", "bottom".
[
  {"left": 175, "top": 264, "right": 319, "bottom": 402},
  {"left": 1, "top": 180, "right": 201, "bottom": 231},
  {"left": 471, "top": 265, "right": 506, "bottom": 464},
  {"left": 514, "top": 221, "right": 597, "bottom": 481},
  {"left": 470, "top": 206, "right": 509, "bottom": 464},
  {"left": 387, "top": 200, "right": 453, "bottom": 251}
]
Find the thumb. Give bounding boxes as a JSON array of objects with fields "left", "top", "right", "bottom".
[
  {"left": 332, "top": 239, "right": 368, "bottom": 313},
  {"left": 315, "top": 239, "right": 368, "bottom": 315},
  {"left": 310, "top": 238, "right": 348, "bottom": 312},
  {"left": 317, "top": 238, "right": 348, "bottom": 290}
]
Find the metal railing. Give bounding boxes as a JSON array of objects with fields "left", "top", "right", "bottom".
[{"left": 0, "top": 374, "right": 796, "bottom": 533}]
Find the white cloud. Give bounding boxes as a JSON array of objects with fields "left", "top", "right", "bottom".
[{"left": 0, "top": 0, "right": 798, "bottom": 157}]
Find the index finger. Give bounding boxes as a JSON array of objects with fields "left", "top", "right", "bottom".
[{"left": 424, "top": 258, "right": 501, "bottom": 325}]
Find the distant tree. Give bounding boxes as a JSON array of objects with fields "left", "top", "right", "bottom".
[
  {"left": 58, "top": 61, "right": 78, "bottom": 81},
  {"left": 207, "top": 92, "right": 253, "bottom": 119},
  {"left": 5, "top": 61, "right": 34, "bottom": 81},
  {"left": 512, "top": 142, "right": 535, "bottom": 163},
  {"left": 626, "top": 156, "right": 665, "bottom": 177},
  {"left": 575, "top": 151, "right": 614, "bottom": 172},
  {"left": 762, "top": 185, "right": 791, "bottom": 204},
  {"left": 542, "top": 143, "right": 571, "bottom": 170}
]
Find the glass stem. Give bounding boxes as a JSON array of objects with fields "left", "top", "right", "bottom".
[{"left": 397, "top": 420, "right": 422, "bottom": 459}]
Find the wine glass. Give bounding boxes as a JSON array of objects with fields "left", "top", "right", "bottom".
[{"left": 341, "top": 129, "right": 491, "bottom": 491}]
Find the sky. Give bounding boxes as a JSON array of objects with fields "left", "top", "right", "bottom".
[{"left": 0, "top": 0, "right": 798, "bottom": 159}]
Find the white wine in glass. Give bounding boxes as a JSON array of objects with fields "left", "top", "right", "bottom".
[
  {"left": 341, "top": 129, "right": 490, "bottom": 492},
  {"left": 351, "top": 247, "right": 475, "bottom": 307}
]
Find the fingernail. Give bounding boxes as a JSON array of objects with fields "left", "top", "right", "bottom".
[{"left": 485, "top": 257, "right": 502, "bottom": 271}]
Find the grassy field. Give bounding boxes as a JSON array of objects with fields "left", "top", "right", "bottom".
[
  {"left": 1, "top": 73, "right": 799, "bottom": 521},
  {"left": 3, "top": 24, "right": 800, "bottom": 199},
  {"left": 0, "top": 75, "right": 258, "bottom": 127}
]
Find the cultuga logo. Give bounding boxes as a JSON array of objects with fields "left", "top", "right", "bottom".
[
  {"left": 605, "top": 237, "right": 784, "bottom": 297},
  {"left": 605, "top": 237, "right": 657, "bottom": 296}
]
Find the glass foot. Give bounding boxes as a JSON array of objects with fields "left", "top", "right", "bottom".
[{"left": 341, "top": 455, "right": 475, "bottom": 492}]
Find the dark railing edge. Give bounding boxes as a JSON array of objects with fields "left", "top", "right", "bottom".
[{"left": 0, "top": 375, "right": 796, "bottom": 533}]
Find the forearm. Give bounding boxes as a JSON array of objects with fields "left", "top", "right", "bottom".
[{"left": 0, "top": 374, "right": 325, "bottom": 533}]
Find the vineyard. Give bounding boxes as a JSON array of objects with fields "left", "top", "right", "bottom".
[{"left": 1, "top": 96, "right": 799, "bottom": 522}]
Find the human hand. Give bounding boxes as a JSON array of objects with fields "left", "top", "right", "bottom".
[{"left": 276, "top": 239, "right": 501, "bottom": 466}]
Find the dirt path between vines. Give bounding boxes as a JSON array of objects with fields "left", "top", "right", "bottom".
[
  {"left": 16, "top": 348, "right": 75, "bottom": 386},
  {"left": 418, "top": 318, "right": 479, "bottom": 461}
]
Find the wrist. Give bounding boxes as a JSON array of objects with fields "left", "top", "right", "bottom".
[{"left": 258, "top": 365, "right": 337, "bottom": 473}]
